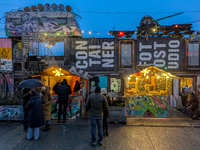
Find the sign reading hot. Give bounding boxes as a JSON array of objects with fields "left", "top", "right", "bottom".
[
  {"left": 64, "top": 38, "right": 118, "bottom": 71},
  {"left": 135, "top": 38, "right": 185, "bottom": 71}
]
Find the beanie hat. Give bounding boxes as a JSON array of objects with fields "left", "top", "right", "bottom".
[
  {"left": 31, "top": 90, "right": 37, "bottom": 96},
  {"left": 184, "top": 88, "right": 189, "bottom": 93},
  {"left": 101, "top": 88, "right": 107, "bottom": 95},
  {"left": 95, "top": 87, "right": 101, "bottom": 93}
]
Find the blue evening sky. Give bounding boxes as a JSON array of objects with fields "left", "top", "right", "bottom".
[{"left": 0, "top": 0, "right": 200, "bottom": 56}]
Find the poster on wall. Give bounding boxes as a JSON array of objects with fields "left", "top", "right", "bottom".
[
  {"left": 110, "top": 78, "right": 121, "bottom": 92},
  {"left": 0, "top": 39, "right": 12, "bottom": 71},
  {"left": 135, "top": 38, "right": 185, "bottom": 71},
  {"left": 64, "top": 38, "right": 118, "bottom": 71}
]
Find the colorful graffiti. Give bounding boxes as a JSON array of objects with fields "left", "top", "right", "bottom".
[
  {"left": 51, "top": 95, "right": 81, "bottom": 119},
  {"left": 126, "top": 95, "right": 169, "bottom": 117},
  {"left": 0, "top": 39, "right": 12, "bottom": 71},
  {"left": 0, "top": 105, "right": 23, "bottom": 120},
  {"left": 5, "top": 12, "right": 82, "bottom": 37}
]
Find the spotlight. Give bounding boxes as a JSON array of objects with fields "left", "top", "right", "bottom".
[
  {"left": 24, "top": 7, "right": 31, "bottom": 12},
  {"left": 31, "top": 5, "right": 37, "bottom": 12},
  {"left": 37, "top": 4, "right": 44, "bottom": 11},
  {"left": 52, "top": 3, "right": 58, "bottom": 11},
  {"left": 59, "top": 4, "right": 64, "bottom": 11},
  {"left": 44, "top": 3, "right": 51, "bottom": 10},
  {"left": 66, "top": 5, "right": 72, "bottom": 12}
]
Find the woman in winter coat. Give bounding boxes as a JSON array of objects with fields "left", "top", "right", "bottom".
[
  {"left": 101, "top": 88, "right": 110, "bottom": 136},
  {"left": 26, "top": 90, "right": 45, "bottom": 141},
  {"left": 42, "top": 86, "right": 53, "bottom": 131},
  {"left": 186, "top": 90, "right": 199, "bottom": 119}
]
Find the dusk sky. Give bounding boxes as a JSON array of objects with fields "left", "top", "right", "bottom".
[{"left": 0, "top": 0, "right": 200, "bottom": 55}]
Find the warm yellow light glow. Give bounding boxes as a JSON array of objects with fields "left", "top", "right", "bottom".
[
  {"left": 57, "top": 33, "right": 59, "bottom": 35},
  {"left": 53, "top": 71, "right": 55, "bottom": 73},
  {"left": 146, "top": 76, "right": 149, "bottom": 79},
  {"left": 82, "top": 31, "right": 84, "bottom": 33},
  {"left": 89, "top": 31, "right": 91, "bottom": 34},
  {"left": 157, "top": 76, "right": 160, "bottom": 79},
  {"left": 128, "top": 77, "right": 130, "bottom": 80},
  {"left": 136, "top": 77, "right": 138, "bottom": 80},
  {"left": 59, "top": 68, "right": 62, "bottom": 70},
  {"left": 130, "top": 75, "right": 132, "bottom": 77},
  {"left": 153, "top": 28, "right": 156, "bottom": 32},
  {"left": 64, "top": 32, "right": 66, "bottom": 34},
  {"left": 167, "top": 76, "right": 169, "bottom": 78},
  {"left": 44, "top": 33, "right": 47, "bottom": 36}
]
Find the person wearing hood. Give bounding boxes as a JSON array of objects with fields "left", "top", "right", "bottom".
[
  {"left": 42, "top": 86, "right": 53, "bottom": 131},
  {"left": 101, "top": 88, "right": 110, "bottom": 137},
  {"left": 186, "top": 88, "right": 199, "bottom": 119},
  {"left": 180, "top": 86, "right": 189, "bottom": 114},
  {"left": 74, "top": 80, "right": 80, "bottom": 93},
  {"left": 22, "top": 88, "right": 31, "bottom": 132},
  {"left": 26, "top": 91, "right": 45, "bottom": 141}
]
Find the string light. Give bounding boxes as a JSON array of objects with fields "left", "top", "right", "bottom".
[
  {"left": 89, "top": 31, "right": 91, "bottom": 34},
  {"left": 82, "top": 31, "right": 84, "bottom": 33},
  {"left": 52, "top": 68, "right": 64, "bottom": 76}
]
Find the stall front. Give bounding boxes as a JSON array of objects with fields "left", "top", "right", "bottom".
[
  {"left": 125, "top": 66, "right": 179, "bottom": 118},
  {"left": 32, "top": 66, "right": 88, "bottom": 120}
]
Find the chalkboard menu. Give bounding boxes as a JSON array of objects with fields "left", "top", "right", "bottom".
[{"left": 156, "top": 76, "right": 166, "bottom": 90}]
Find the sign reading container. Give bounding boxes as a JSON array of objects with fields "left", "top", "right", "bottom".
[
  {"left": 64, "top": 38, "right": 118, "bottom": 71},
  {"left": 135, "top": 38, "right": 185, "bottom": 71}
]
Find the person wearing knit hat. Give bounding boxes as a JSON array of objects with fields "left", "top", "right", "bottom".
[
  {"left": 26, "top": 90, "right": 45, "bottom": 141},
  {"left": 86, "top": 87, "right": 108, "bottom": 146},
  {"left": 101, "top": 88, "right": 110, "bottom": 137}
]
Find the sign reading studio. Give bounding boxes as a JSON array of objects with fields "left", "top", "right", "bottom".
[
  {"left": 135, "top": 38, "right": 185, "bottom": 71},
  {"left": 64, "top": 38, "right": 118, "bottom": 71}
]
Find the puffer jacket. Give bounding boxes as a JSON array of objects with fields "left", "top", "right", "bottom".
[
  {"left": 57, "top": 82, "right": 72, "bottom": 101},
  {"left": 42, "top": 86, "right": 53, "bottom": 121},
  {"left": 26, "top": 96, "right": 45, "bottom": 128},
  {"left": 22, "top": 88, "right": 31, "bottom": 105},
  {"left": 86, "top": 93, "right": 108, "bottom": 117}
]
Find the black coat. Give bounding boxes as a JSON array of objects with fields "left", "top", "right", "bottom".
[
  {"left": 181, "top": 88, "right": 187, "bottom": 107},
  {"left": 26, "top": 96, "right": 45, "bottom": 128},
  {"left": 74, "top": 83, "right": 80, "bottom": 92},
  {"left": 57, "top": 82, "right": 72, "bottom": 101},
  {"left": 189, "top": 92, "right": 199, "bottom": 111},
  {"left": 22, "top": 88, "right": 31, "bottom": 106}
]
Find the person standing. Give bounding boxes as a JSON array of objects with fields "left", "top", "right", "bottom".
[
  {"left": 186, "top": 89, "right": 199, "bottom": 119},
  {"left": 42, "top": 86, "right": 53, "bottom": 131},
  {"left": 22, "top": 88, "right": 31, "bottom": 132},
  {"left": 53, "top": 80, "right": 61, "bottom": 94},
  {"left": 180, "top": 86, "right": 188, "bottom": 114},
  {"left": 86, "top": 87, "right": 108, "bottom": 147},
  {"left": 73, "top": 80, "right": 80, "bottom": 93},
  {"left": 57, "top": 79, "right": 72, "bottom": 123},
  {"left": 101, "top": 88, "right": 110, "bottom": 136},
  {"left": 26, "top": 91, "right": 45, "bottom": 141}
]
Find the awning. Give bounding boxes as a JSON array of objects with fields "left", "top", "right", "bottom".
[
  {"left": 125, "top": 65, "right": 180, "bottom": 79},
  {"left": 31, "top": 66, "right": 92, "bottom": 79}
]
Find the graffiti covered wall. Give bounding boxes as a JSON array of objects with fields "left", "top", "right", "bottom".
[
  {"left": 51, "top": 95, "right": 80, "bottom": 119},
  {"left": 126, "top": 95, "right": 169, "bottom": 117},
  {"left": 0, "top": 38, "right": 12, "bottom": 71},
  {"left": 5, "top": 12, "right": 82, "bottom": 37},
  {"left": 0, "top": 105, "right": 23, "bottom": 120}
]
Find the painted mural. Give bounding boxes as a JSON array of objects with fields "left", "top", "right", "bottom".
[
  {"left": 1, "top": 74, "right": 13, "bottom": 95},
  {"left": 0, "top": 39, "right": 12, "bottom": 71},
  {"left": 51, "top": 95, "right": 81, "bottom": 119},
  {"left": 126, "top": 95, "right": 169, "bottom": 117},
  {"left": 5, "top": 12, "right": 82, "bottom": 37},
  {"left": 0, "top": 105, "right": 23, "bottom": 120}
]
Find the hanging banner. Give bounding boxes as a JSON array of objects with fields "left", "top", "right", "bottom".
[
  {"left": 64, "top": 38, "right": 118, "bottom": 71},
  {"left": 135, "top": 38, "right": 185, "bottom": 71}
]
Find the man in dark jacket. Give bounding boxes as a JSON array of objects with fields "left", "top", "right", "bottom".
[
  {"left": 22, "top": 88, "right": 31, "bottom": 132},
  {"left": 57, "top": 79, "right": 72, "bottom": 123},
  {"left": 86, "top": 87, "right": 108, "bottom": 147},
  {"left": 26, "top": 91, "right": 45, "bottom": 141},
  {"left": 53, "top": 80, "right": 61, "bottom": 94}
]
